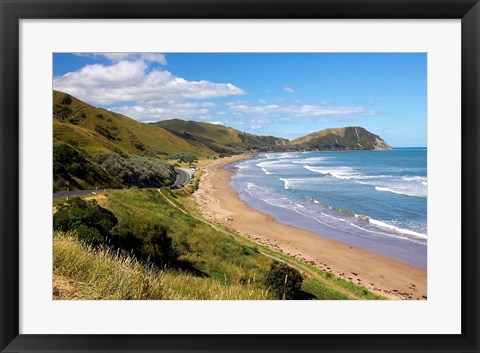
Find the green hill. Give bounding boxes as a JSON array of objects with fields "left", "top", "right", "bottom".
[
  {"left": 153, "top": 119, "right": 289, "bottom": 154},
  {"left": 292, "top": 127, "right": 393, "bottom": 151},
  {"left": 53, "top": 91, "right": 215, "bottom": 157}
]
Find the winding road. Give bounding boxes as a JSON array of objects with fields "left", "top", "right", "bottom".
[{"left": 171, "top": 167, "right": 193, "bottom": 188}]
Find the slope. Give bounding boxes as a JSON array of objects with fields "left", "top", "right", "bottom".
[
  {"left": 292, "top": 126, "right": 393, "bottom": 151},
  {"left": 153, "top": 119, "right": 289, "bottom": 153},
  {"left": 53, "top": 91, "right": 215, "bottom": 158}
]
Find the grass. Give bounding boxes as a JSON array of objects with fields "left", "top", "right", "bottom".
[
  {"left": 54, "top": 232, "right": 273, "bottom": 300},
  {"left": 53, "top": 187, "right": 386, "bottom": 300}
]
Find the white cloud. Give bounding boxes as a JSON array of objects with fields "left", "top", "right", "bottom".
[
  {"left": 227, "top": 102, "right": 374, "bottom": 118},
  {"left": 284, "top": 86, "right": 295, "bottom": 93},
  {"left": 210, "top": 121, "right": 225, "bottom": 125},
  {"left": 251, "top": 125, "right": 263, "bottom": 130},
  {"left": 75, "top": 53, "right": 168, "bottom": 65},
  {"left": 109, "top": 101, "right": 211, "bottom": 122},
  {"left": 53, "top": 60, "right": 246, "bottom": 105}
]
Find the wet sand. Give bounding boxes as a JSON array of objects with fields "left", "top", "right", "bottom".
[{"left": 193, "top": 155, "right": 427, "bottom": 300}]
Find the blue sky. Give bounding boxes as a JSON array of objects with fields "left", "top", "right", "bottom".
[{"left": 53, "top": 53, "right": 427, "bottom": 147}]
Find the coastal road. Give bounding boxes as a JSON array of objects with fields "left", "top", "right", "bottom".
[
  {"left": 171, "top": 167, "right": 193, "bottom": 188},
  {"left": 53, "top": 189, "right": 106, "bottom": 199}
]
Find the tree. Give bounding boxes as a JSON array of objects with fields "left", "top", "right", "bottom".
[{"left": 264, "top": 262, "right": 303, "bottom": 300}]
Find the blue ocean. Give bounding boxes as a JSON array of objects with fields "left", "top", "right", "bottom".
[{"left": 228, "top": 148, "right": 427, "bottom": 268}]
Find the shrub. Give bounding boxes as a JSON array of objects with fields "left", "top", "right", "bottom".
[
  {"left": 264, "top": 262, "right": 303, "bottom": 300},
  {"left": 53, "top": 104, "right": 72, "bottom": 119},
  {"left": 95, "top": 153, "right": 176, "bottom": 188},
  {"left": 111, "top": 221, "right": 178, "bottom": 266},
  {"left": 60, "top": 95, "right": 72, "bottom": 105},
  {"left": 94, "top": 125, "right": 118, "bottom": 141},
  {"left": 53, "top": 197, "right": 118, "bottom": 245}
]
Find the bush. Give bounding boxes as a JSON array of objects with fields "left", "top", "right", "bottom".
[
  {"left": 53, "top": 104, "right": 72, "bottom": 120},
  {"left": 95, "top": 153, "right": 176, "bottom": 188},
  {"left": 94, "top": 125, "right": 119, "bottom": 141},
  {"left": 112, "top": 221, "right": 178, "bottom": 266},
  {"left": 54, "top": 198, "right": 179, "bottom": 267},
  {"left": 264, "top": 262, "right": 303, "bottom": 300},
  {"left": 60, "top": 94, "right": 72, "bottom": 105},
  {"left": 53, "top": 197, "right": 118, "bottom": 245}
]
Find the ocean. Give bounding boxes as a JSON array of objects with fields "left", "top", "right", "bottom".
[{"left": 227, "top": 148, "right": 427, "bottom": 269}]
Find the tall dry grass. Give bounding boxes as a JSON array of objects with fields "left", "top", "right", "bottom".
[{"left": 53, "top": 232, "right": 274, "bottom": 300}]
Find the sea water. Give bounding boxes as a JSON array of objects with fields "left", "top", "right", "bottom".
[{"left": 228, "top": 148, "right": 427, "bottom": 268}]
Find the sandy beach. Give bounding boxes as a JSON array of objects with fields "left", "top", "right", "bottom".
[{"left": 193, "top": 155, "right": 427, "bottom": 300}]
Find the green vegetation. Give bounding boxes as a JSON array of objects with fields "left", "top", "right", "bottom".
[
  {"left": 53, "top": 142, "right": 120, "bottom": 192},
  {"left": 167, "top": 152, "right": 198, "bottom": 164},
  {"left": 265, "top": 262, "right": 303, "bottom": 299},
  {"left": 95, "top": 153, "right": 176, "bottom": 188},
  {"left": 54, "top": 233, "right": 272, "bottom": 300},
  {"left": 53, "top": 188, "right": 384, "bottom": 300},
  {"left": 53, "top": 197, "right": 117, "bottom": 244},
  {"left": 53, "top": 197, "right": 178, "bottom": 268}
]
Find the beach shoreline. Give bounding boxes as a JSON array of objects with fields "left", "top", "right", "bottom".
[{"left": 193, "top": 154, "right": 427, "bottom": 300}]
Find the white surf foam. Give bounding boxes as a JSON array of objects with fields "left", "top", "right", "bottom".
[{"left": 375, "top": 186, "right": 426, "bottom": 198}]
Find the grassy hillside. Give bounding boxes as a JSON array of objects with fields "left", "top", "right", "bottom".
[
  {"left": 53, "top": 91, "right": 215, "bottom": 157},
  {"left": 53, "top": 188, "right": 385, "bottom": 300},
  {"left": 53, "top": 140, "right": 121, "bottom": 191},
  {"left": 154, "top": 119, "right": 289, "bottom": 154},
  {"left": 292, "top": 126, "right": 393, "bottom": 150}
]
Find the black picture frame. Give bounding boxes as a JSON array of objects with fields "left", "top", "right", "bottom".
[{"left": 1, "top": 0, "right": 479, "bottom": 352}]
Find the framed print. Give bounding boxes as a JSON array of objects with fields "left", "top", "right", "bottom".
[{"left": 1, "top": 0, "right": 479, "bottom": 352}]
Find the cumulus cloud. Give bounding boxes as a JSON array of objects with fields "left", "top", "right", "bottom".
[
  {"left": 75, "top": 53, "right": 168, "bottom": 65},
  {"left": 53, "top": 60, "right": 246, "bottom": 105}
]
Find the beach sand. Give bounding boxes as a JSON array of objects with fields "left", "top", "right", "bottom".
[{"left": 193, "top": 155, "right": 427, "bottom": 300}]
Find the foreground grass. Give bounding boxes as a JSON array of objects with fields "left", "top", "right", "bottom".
[
  {"left": 54, "top": 188, "right": 385, "bottom": 300},
  {"left": 54, "top": 232, "right": 274, "bottom": 300}
]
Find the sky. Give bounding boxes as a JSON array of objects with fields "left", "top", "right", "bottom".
[{"left": 53, "top": 53, "right": 427, "bottom": 147}]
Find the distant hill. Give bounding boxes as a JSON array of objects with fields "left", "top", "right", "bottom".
[
  {"left": 292, "top": 127, "right": 393, "bottom": 151},
  {"left": 153, "top": 119, "right": 289, "bottom": 154}
]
